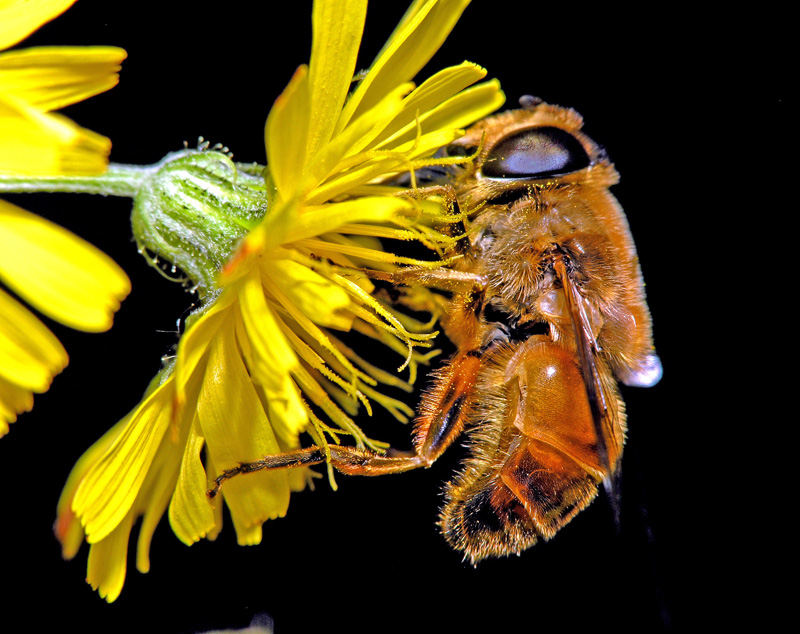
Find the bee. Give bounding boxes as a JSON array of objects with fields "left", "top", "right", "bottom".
[{"left": 209, "top": 96, "right": 661, "bottom": 563}]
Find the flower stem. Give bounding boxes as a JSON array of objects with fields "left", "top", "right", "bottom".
[
  {"left": 2, "top": 151, "right": 271, "bottom": 298},
  {"left": 0, "top": 163, "right": 156, "bottom": 198}
]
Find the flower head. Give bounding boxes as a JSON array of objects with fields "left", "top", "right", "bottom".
[
  {"left": 56, "top": 0, "right": 504, "bottom": 601},
  {"left": 0, "top": 0, "right": 129, "bottom": 433}
]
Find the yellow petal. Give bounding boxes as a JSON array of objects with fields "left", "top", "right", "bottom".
[
  {"left": 72, "top": 377, "right": 174, "bottom": 543},
  {"left": 303, "top": 83, "right": 410, "bottom": 191},
  {"left": 238, "top": 266, "right": 298, "bottom": 390},
  {"left": 134, "top": 398, "right": 194, "bottom": 574},
  {"left": 305, "top": 129, "right": 462, "bottom": 205},
  {"left": 222, "top": 196, "right": 303, "bottom": 282},
  {"left": 284, "top": 197, "right": 413, "bottom": 243},
  {"left": 0, "top": 46, "right": 126, "bottom": 111},
  {"left": 0, "top": 285, "right": 67, "bottom": 392},
  {"left": 378, "top": 78, "right": 505, "bottom": 150},
  {"left": 264, "top": 65, "right": 310, "bottom": 200},
  {"left": 169, "top": 420, "right": 217, "bottom": 546},
  {"left": 306, "top": 0, "right": 367, "bottom": 157},
  {"left": 392, "top": 127, "right": 465, "bottom": 163},
  {"left": 270, "top": 259, "right": 351, "bottom": 328},
  {"left": 201, "top": 450, "right": 224, "bottom": 541},
  {"left": 173, "top": 295, "right": 231, "bottom": 408},
  {"left": 0, "top": 93, "right": 112, "bottom": 174},
  {"left": 55, "top": 413, "right": 128, "bottom": 559},
  {"left": 86, "top": 513, "right": 134, "bottom": 603},
  {"left": 260, "top": 272, "right": 370, "bottom": 413},
  {"left": 353, "top": 62, "right": 487, "bottom": 153},
  {"left": 0, "top": 199, "right": 130, "bottom": 331},
  {"left": 337, "top": 0, "right": 469, "bottom": 132},
  {"left": 0, "top": 0, "right": 76, "bottom": 50},
  {"left": 235, "top": 316, "right": 308, "bottom": 444},
  {"left": 196, "top": 325, "right": 291, "bottom": 544},
  {"left": 0, "top": 373, "right": 32, "bottom": 434}
]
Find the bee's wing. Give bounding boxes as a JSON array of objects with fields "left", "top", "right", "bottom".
[{"left": 555, "top": 259, "right": 625, "bottom": 517}]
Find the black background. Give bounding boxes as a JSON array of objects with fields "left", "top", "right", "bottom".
[{"left": 0, "top": 2, "right": 782, "bottom": 632}]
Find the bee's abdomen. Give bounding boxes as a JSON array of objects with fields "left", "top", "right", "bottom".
[
  {"left": 439, "top": 338, "right": 617, "bottom": 563},
  {"left": 438, "top": 433, "right": 602, "bottom": 563}
]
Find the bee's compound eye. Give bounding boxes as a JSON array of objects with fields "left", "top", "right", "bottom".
[{"left": 481, "top": 127, "right": 590, "bottom": 178}]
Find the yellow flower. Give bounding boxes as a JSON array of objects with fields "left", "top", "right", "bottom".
[
  {"left": 0, "top": 0, "right": 130, "bottom": 433},
  {"left": 56, "top": 0, "right": 504, "bottom": 602}
]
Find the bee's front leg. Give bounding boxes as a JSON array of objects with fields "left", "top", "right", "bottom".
[{"left": 391, "top": 267, "right": 487, "bottom": 293}]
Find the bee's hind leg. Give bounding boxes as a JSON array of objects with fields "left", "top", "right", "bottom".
[
  {"left": 207, "top": 444, "right": 429, "bottom": 499},
  {"left": 207, "top": 350, "right": 483, "bottom": 498}
]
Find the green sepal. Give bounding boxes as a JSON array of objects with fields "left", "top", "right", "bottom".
[{"left": 130, "top": 150, "right": 269, "bottom": 297}]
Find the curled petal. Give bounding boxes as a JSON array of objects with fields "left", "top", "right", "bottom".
[{"left": 172, "top": 292, "right": 236, "bottom": 408}]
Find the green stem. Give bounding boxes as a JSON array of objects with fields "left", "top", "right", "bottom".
[
  {"left": 0, "top": 163, "right": 155, "bottom": 198},
  {"left": 1, "top": 151, "right": 271, "bottom": 298}
]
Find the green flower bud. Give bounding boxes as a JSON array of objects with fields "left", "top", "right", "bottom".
[{"left": 130, "top": 149, "right": 269, "bottom": 297}]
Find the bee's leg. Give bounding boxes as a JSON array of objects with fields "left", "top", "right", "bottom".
[
  {"left": 207, "top": 447, "right": 326, "bottom": 497},
  {"left": 208, "top": 351, "right": 482, "bottom": 496},
  {"left": 364, "top": 266, "right": 486, "bottom": 336},
  {"left": 366, "top": 267, "right": 485, "bottom": 295},
  {"left": 395, "top": 183, "right": 470, "bottom": 246},
  {"left": 206, "top": 445, "right": 428, "bottom": 498},
  {"left": 407, "top": 348, "right": 483, "bottom": 463},
  {"left": 391, "top": 267, "right": 486, "bottom": 293}
]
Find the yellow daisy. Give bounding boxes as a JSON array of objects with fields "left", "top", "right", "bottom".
[
  {"left": 55, "top": 0, "right": 504, "bottom": 602},
  {"left": 0, "top": 0, "right": 130, "bottom": 434}
]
